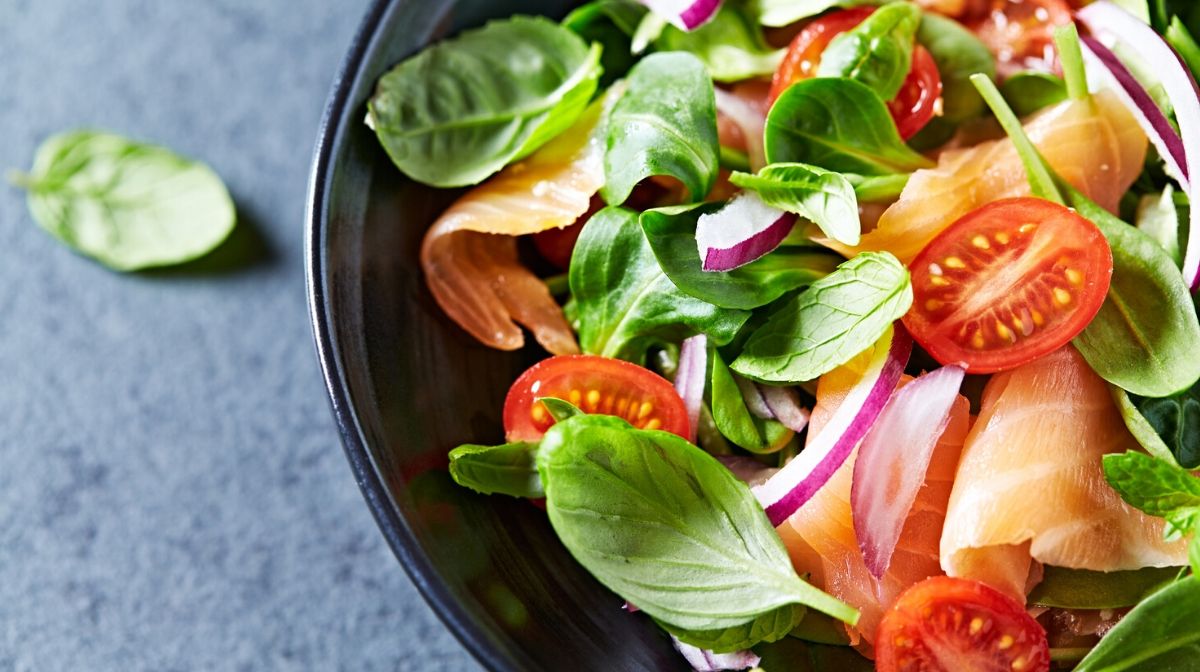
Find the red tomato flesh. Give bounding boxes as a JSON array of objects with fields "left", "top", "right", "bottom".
[
  {"left": 902, "top": 197, "right": 1112, "bottom": 374},
  {"left": 876, "top": 576, "right": 1051, "bottom": 672},
  {"left": 502, "top": 355, "right": 691, "bottom": 442}
]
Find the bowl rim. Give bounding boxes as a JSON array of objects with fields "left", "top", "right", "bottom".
[{"left": 304, "top": 1, "right": 509, "bottom": 669}]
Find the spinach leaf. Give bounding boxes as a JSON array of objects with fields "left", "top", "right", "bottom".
[
  {"left": 1074, "top": 576, "right": 1200, "bottom": 672},
  {"left": 765, "top": 78, "right": 933, "bottom": 175},
  {"left": 711, "top": 352, "right": 794, "bottom": 454},
  {"left": 12, "top": 130, "right": 235, "bottom": 271},
  {"left": 999, "top": 71, "right": 1068, "bottom": 117},
  {"left": 564, "top": 0, "right": 647, "bottom": 87},
  {"left": 1102, "top": 451, "right": 1200, "bottom": 540},
  {"left": 731, "top": 252, "right": 912, "bottom": 383},
  {"left": 817, "top": 2, "right": 920, "bottom": 101},
  {"left": 845, "top": 172, "right": 910, "bottom": 202},
  {"left": 537, "top": 413, "right": 857, "bottom": 648},
  {"left": 570, "top": 207, "right": 751, "bottom": 362},
  {"left": 641, "top": 204, "right": 840, "bottom": 310},
  {"left": 754, "top": 0, "right": 876, "bottom": 28},
  {"left": 448, "top": 441, "right": 542, "bottom": 498},
  {"left": 917, "top": 14, "right": 994, "bottom": 123},
  {"left": 1113, "top": 386, "right": 1181, "bottom": 466},
  {"left": 654, "top": 3, "right": 784, "bottom": 83},
  {"left": 730, "top": 163, "right": 861, "bottom": 245},
  {"left": 368, "top": 16, "right": 601, "bottom": 188},
  {"left": 603, "top": 52, "right": 720, "bottom": 204},
  {"left": 1136, "top": 185, "right": 1183, "bottom": 266},
  {"left": 1027, "top": 566, "right": 1180, "bottom": 610},
  {"left": 1134, "top": 382, "right": 1200, "bottom": 469}
]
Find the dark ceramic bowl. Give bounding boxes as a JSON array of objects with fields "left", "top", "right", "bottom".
[{"left": 305, "top": 1, "right": 691, "bottom": 670}]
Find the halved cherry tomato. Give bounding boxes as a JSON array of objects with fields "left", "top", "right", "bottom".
[
  {"left": 969, "top": 0, "right": 1073, "bottom": 78},
  {"left": 768, "top": 7, "right": 943, "bottom": 139},
  {"left": 502, "top": 355, "right": 690, "bottom": 442},
  {"left": 876, "top": 576, "right": 1051, "bottom": 672},
  {"left": 902, "top": 197, "right": 1112, "bottom": 374}
]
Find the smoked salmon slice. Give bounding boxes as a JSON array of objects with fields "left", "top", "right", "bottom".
[
  {"left": 777, "top": 362, "right": 970, "bottom": 655},
  {"left": 940, "top": 347, "right": 1188, "bottom": 602}
]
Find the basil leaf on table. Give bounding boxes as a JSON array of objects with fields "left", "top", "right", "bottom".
[
  {"left": 999, "top": 71, "right": 1068, "bottom": 117},
  {"left": 1113, "top": 386, "right": 1182, "bottom": 466},
  {"left": 570, "top": 207, "right": 751, "bottom": 362},
  {"left": 641, "top": 204, "right": 840, "bottom": 310},
  {"left": 653, "top": 3, "right": 783, "bottom": 83},
  {"left": 816, "top": 2, "right": 920, "bottom": 101},
  {"left": 603, "top": 52, "right": 720, "bottom": 205},
  {"left": 1027, "top": 566, "right": 1180, "bottom": 610},
  {"left": 730, "top": 163, "right": 862, "bottom": 245},
  {"left": 448, "top": 441, "right": 542, "bottom": 498},
  {"left": 563, "top": 0, "right": 647, "bottom": 87},
  {"left": 917, "top": 13, "right": 994, "bottom": 122},
  {"left": 1074, "top": 576, "right": 1200, "bottom": 672},
  {"left": 710, "top": 352, "right": 794, "bottom": 454},
  {"left": 368, "top": 16, "right": 601, "bottom": 188},
  {"left": 536, "top": 414, "right": 857, "bottom": 650},
  {"left": 764, "top": 78, "right": 934, "bottom": 175},
  {"left": 732, "top": 251, "right": 912, "bottom": 383},
  {"left": 12, "top": 130, "right": 235, "bottom": 271},
  {"left": 1102, "top": 451, "right": 1200, "bottom": 540}
]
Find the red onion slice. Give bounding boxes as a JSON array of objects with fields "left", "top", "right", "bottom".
[
  {"left": 638, "top": 0, "right": 723, "bottom": 31},
  {"left": 758, "top": 385, "right": 811, "bottom": 433},
  {"left": 1079, "top": 1, "right": 1200, "bottom": 289},
  {"left": 670, "top": 636, "right": 761, "bottom": 672},
  {"left": 714, "top": 87, "right": 767, "bottom": 170},
  {"left": 696, "top": 192, "right": 798, "bottom": 272},
  {"left": 753, "top": 325, "right": 912, "bottom": 526},
  {"left": 851, "top": 365, "right": 965, "bottom": 579},
  {"left": 735, "top": 375, "right": 776, "bottom": 420},
  {"left": 675, "top": 335, "right": 708, "bottom": 442}
]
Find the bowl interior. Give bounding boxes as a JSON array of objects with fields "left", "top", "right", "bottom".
[{"left": 308, "top": 1, "right": 690, "bottom": 669}]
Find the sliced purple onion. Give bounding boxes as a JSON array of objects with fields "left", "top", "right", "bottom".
[
  {"left": 639, "top": 0, "right": 723, "bottom": 31},
  {"left": 735, "top": 375, "right": 776, "bottom": 420},
  {"left": 1079, "top": 1, "right": 1200, "bottom": 289},
  {"left": 623, "top": 601, "right": 639, "bottom": 613},
  {"left": 752, "top": 326, "right": 912, "bottom": 527},
  {"left": 670, "top": 636, "right": 761, "bottom": 672},
  {"left": 696, "top": 192, "right": 797, "bottom": 272},
  {"left": 714, "top": 87, "right": 767, "bottom": 170},
  {"left": 851, "top": 365, "right": 964, "bottom": 579},
  {"left": 675, "top": 335, "right": 708, "bottom": 442},
  {"left": 758, "top": 385, "right": 811, "bottom": 434}
]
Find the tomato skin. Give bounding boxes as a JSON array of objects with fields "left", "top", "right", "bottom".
[
  {"left": 876, "top": 576, "right": 1051, "bottom": 672},
  {"left": 902, "top": 197, "right": 1112, "bottom": 374},
  {"left": 969, "top": 0, "right": 1073, "bottom": 78},
  {"left": 502, "top": 355, "right": 691, "bottom": 442},
  {"left": 769, "top": 8, "right": 943, "bottom": 139}
]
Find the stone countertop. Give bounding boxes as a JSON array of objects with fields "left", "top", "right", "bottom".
[{"left": 0, "top": 1, "right": 480, "bottom": 670}]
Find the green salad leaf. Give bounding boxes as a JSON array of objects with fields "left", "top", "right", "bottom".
[
  {"left": 732, "top": 251, "right": 912, "bottom": 383},
  {"left": 641, "top": 204, "right": 840, "bottom": 310},
  {"left": 730, "top": 163, "right": 862, "bottom": 245},
  {"left": 570, "top": 207, "right": 750, "bottom": 362},
  {"left": 999, "top": 72, "right": 1068, "bottom": 117},
  {"left": 1132, "top": 381, "right": 1200, "bottom": 469},
  {"left": 368, "top": 16, "right": 601, "bottom": 188},
  {"left": 563, "top": 0, "right": 647, "bottom": 87},
  {"left": 654, "top": 3, "right": 783, "bottom": 83},
  {"left": 1113, "top": 386, "right": 1181, "bottom": 466},
  {"left": 537, "top": 413, "right": 857, "bottom": 651},
  {"left": 12, "top": 130, "right": 236, "bottom": 271},
  {"left": 765, "top": 78, "right": 933, "bottom": 175},
  {"left": 1167, "top": 17, "right": 1200, "bottom": 81},
  {"left": 757, "top": 636, "right": 875, "bottom": 672},
  {"left": 817, "top": 2, "right": 920, "bottom": 101},
  {"left": 1074, "top": 576, "right": 1200, "bottom": 672},
  {"left": 1027, "top": 566, "right": 1180, "bottom": 610},
  {"left": 1136, "top": 185, "right": 1183, "bottom": 266},
  {"left": 448, "top": 441, "right": 542, "bottom": 498},
  {"left": 711, "top": 352, "right": 794, "bottom": 454},
  {"left": 603, "top": 52, "right": 719, "bottom": 205},
  {"left": 1103, "top": 451, "right": 1200, "bottom": 540},
  {"left": 753, "top": 0, "right": 875, "bottom": 28},
  {"left": 917, "top": 13, "right": 994, "bottom": 123},
  {"left": 788, "top": 611, "right": 853, "bottom": 646}
]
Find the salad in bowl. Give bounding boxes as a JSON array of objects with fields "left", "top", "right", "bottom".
[{"left": 361, "top": 0, "right": 1200, "bottom": 669}]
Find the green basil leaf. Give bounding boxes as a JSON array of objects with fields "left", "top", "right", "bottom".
[
  {"left": 732, "top": 251, "right": 912, "bottom": 383},
  {"left": 788, "top": 611, "right": 853, "bottom": 646},
  {"left": 1075, "top": 576, "right": 1200, "bottom": 672},
  {"left": 367, "top": 16, "right": 602, "bottom": 188},
  {"left": 917, "top": 13, "right": 994, "bottom": 122},
  {"left": 757, "top": 637, "right": 874, "bottom": 671},
  {"left": 998, "top": 71, "right": 1068, "bottom": 117},
  {"left": 1190, "top": 535, "right": 1200, "bottom": 576},
  {"left": 654, "top": 4, "right": 784, "bottom": 83},
  {"left": 1102, "top": 451, "right": 1200, "bottom": 530},
  {"left": 1027, "top": 566, "right": 1180, "bottom": 609},
  {"left": 664, "top": 604, "right": 807, "bottom": 653},
  {"left": 711, "top": 352, "right": 794, "bottom": 454},
  {"left": 816, "top": 2, "right": 920, "bottom": 101},
  {"left": 537, "top": 413, "right": 857, "bottom": 642},
  {"left": 641, "top": 204, "right": 840, "bottom": 309},
  {"left": 603, "top": 52, "right": 719, "bottom": 204},
  {"left": 12, "top": 130, "right": 235, "bottom": 271},
  {"left": 448, "top": 441, "right": 542, "bottom": 498},
  {"left": 753, "top": 0, "right": 879, "bottom": 28},
  {"left": 539, "top": 397, "right": 585, "bottom": 423},
  {"left": 1136, "top": 185, "right": 1183, "bottom": 266},
  {"left": 845, "top": 172, "right": 910, "bottom": 202},
  {"left": 1113, "top": 386, "right": 1181, "bottom": 466},
  {"left": 564, "top": 0, "right": 648, "bottom": 87},
  {"left": 765, "top": 78, "right": 934, "bottom": 175},
  {"left": 1133, "top": 382, "right": 1200, "bottom": 469},
  {"left": 730, "top": 163, "right": 862, "bottom": 245},
  {"left": 570, "top": 207, "right": 751, "bottom": 362}
]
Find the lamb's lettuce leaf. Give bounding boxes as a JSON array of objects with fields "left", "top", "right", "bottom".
[
  {"left": 816, "top": 2, "right": 920, "bottom": 101},
  {"left": 654, "top": 3, "right": 783, "bottom": 82}
]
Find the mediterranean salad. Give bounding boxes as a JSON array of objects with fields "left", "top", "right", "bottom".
[{"left": 365, "top": 0, "right": 1200, "bottom": 669}]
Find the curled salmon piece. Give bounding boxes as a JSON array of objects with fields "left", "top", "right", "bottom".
[
  {"left": 419, "top": 94, "right": 612, "bottom": 354},
  {"left": 777, "top": 365, "right": 970, "bottom": 657},
  {"left": 940, "top": 347, "right": 1189, "bottom": 602},
  {"left": 821, "top": 91, "right": 1147, "bottom": 264}
]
